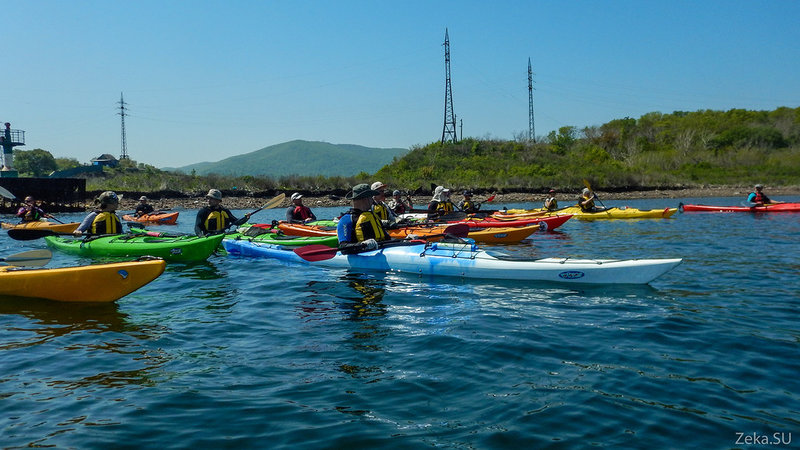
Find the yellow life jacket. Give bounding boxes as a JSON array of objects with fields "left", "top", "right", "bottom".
[
  {"left": 355, "top": 211, "right": 387, "bottom": 242},
  {"left": 436, "top": 201, "right": 454, "bottom": 213},
  {"left": 204, "top": 209, "right": 231, "bottom": 232},
  {"left": 373, "top": 203, "right": 390, "bottom": 221},
  {"left": 91, "top": 211, "right": 122, "bottom": 234}
]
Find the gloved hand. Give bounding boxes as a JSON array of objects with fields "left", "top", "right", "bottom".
[
  {"left": 405, "top": 234, "right": 420, "bottom": 240},
  {"left": 361, "top": 239, "right": 379, "bottom": 251}
]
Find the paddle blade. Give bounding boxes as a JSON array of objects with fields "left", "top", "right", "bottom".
[
  {"left": 0, "top": 249, "right": 53, "bottom": 267},
  {"left": 249, "top": 193, "right": 286, "bottom": 216},
  {"left": 443, "top": 223, "right": 470, "bottom": 238},
  {"left": 7, "top": 228, "right": 58, "bottom": 241},
  {"left": 0, "top": 185, "right": 17, "bottom": 200},
  {"left": 293, "top": 244, "right": 339, "bottom": 262}
]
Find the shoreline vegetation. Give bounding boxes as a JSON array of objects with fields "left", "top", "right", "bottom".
[{"left": 107, "top": 185, "right": 800, "bottom": 211}]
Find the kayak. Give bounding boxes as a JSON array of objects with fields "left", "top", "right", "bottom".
[
  {"left": 0, "top": 257, "right": 166, "bottom": 302},
  {"left": 279, "top": 221, "right": 541, "bottom": 244},
  {"left": 121, "top": 211, "right": 179, "bottom": 224},
  {"left": 2, "top": 220, "right": 80, "bottom": 233},
  {"left": 388, "top": 224, "right": 541, "bottom": 244},
  {"left": 499, "top": 206, "right": 677, "bottom": 220},
  {"left": 679, "top": 202, "right": 800, "bottom": 213},
  {"left": 450, "top": 214, "right": 572, "bottom": 231},
  {"left": 222, "top": 239, "right": 682, "bottom": 285},
  {"left": 44, "top": 233, "right": 225, "bottom": 262},
  {"left": 226, "top": 224, "right": 339, "bottom": 248}
]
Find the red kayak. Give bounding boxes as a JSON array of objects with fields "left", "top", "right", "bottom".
[
  {"left": 680, "top": 202, "right": 800, "bottom": 213},
  {"left": 122, "top": 211, "right": 180, "bottom": 224},
  {"left": 445, "top": 214, "right": 572, "bottom": 232}
]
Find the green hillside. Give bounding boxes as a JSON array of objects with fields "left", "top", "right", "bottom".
[{"left": 165, "top": 140, "right": 408, "bottom": 177}]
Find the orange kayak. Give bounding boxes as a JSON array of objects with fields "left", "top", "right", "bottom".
[
  {"left": 122, "top": 211, "right": 179, "bottom": 224},
  {"left": 278, "top": 221, "right": 540, "bottom": 243},
  {"left": 388, "top": 224, "right": 540, "bottom": 244},
  {"left": 2, "top": 220, "right": 80, "bottom": 233}
]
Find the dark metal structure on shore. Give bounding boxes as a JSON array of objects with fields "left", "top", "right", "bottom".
[{"left": 0, "top": 178, "right": 86, "bottom": 214}]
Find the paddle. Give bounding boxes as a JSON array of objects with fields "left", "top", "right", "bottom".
[
  {"left": 0, "top": 249, "right": 53, "bottom": 267},
  {"left": 582, "top": 179, "right": 610, "bottom": 213},
  {"left": 0, "top": 185, "right": 17, "bottom": 200},
  {"left": 247, "top": 193, "right": 286, "bottom": 217},
  {"left": 293, "top": 223, "right": 470, "bottom": 262}
]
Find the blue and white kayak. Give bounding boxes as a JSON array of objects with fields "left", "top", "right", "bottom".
[{"left": 223, "top": 239, "right": 682, "bottom": 285}]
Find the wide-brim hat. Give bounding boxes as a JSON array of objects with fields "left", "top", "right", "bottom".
[
  {"left": 96, "top": 191, "right": 119, "bottom": 205},
  {"left": 346, "top": 183, "right": 380, "bottom": 200},
  {"left": 206, "top": 189, "right": 223, "bottom": 200},
  {"left": 371, "top": 181, "right": 387, "bottom": 191},
  {"left": 139, "top": 196, "right": 148, "bottom": 201}
]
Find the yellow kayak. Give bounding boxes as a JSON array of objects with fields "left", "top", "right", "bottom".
[
  {"left": 0, "top": 258, "right": 166, "bottom": 302},
  {"left": 2, "top": 220, "right": 80, "bottom": 233},
  {"left": 499, "top": 206, "right": 677, "bottom": 220}
]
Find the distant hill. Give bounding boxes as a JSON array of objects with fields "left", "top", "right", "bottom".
[{"left": 163, "top": 140, "right": 409, "bottom": 177}]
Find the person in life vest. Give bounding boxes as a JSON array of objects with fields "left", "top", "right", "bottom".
[
  {"left": 578, "top": 187, "right": 602, "bottom": 213},
  {"left": 337, "top": 183, "right": 390, "bottom": 254},
  {"left": 388, "top": 190, "right": 413, "bottom": 215},
  {"left": 427, "top": 186, "right": 455, "bottom": 219},
  {"left": 134, "top": 196, "right": 155, "bottom": 217},
  {"left": 459, "top": 190, "right": 479, "bottom": 213},
  {"left": 75, "top": 191, "right": 123, "bottom": 235},
  {"left": 195, "top": 189, "right": 251, "bottom": 236},
  {"left": 370, "top": 181, "right": 398, "bottom": 227},
  {"left": 544, "top": 189, "right": 559, "bottom": 211},
  {"left": 747, "top": 184, "right": 783, "bottom": 206},
  {"left": 285, "top": 192, "right": 317, "bottom": 223},
  {"left": 16, "top": 196, "right": 52, "bottom": 222}
]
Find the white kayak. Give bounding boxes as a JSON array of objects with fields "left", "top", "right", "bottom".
[{"left": 223, "top": 239, "right": 682, "bottom": 285}]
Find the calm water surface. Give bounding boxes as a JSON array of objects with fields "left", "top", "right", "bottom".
[{"left": 2, "top": 196, "right": 798, "bottom": 448}]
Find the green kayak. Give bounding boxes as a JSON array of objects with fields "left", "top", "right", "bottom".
[
  {"left": 227, "top": 224, "right": 338, "bottom": 248},
  {"left": 44, "top": 233, "right": 225, "bottom": 262}
]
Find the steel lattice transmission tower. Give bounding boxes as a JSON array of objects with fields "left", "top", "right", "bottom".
[
  {"left": 441, "top": 28, "right": 457, "bottom": 144},
  {"left": 528, "top": 58, "right": 536, "bottom": 142},
  {"left": 118, "top": 92, "right": 129, "bottom": 160}
]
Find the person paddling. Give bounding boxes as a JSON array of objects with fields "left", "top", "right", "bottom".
[
  {"left": 16, "top": 196, "right": 54, "bottom": 222},
  {"left": 388, "top": 190, "right": 413, "bottom": 214},
  {"left": 75, "top": 191, "right": 123, "bottom": 235},
  {"left": 578, "top": 187, "right": 603, "bottom": 213},
  {"left": 134, "top": 196, "right": 155, "bottom": 217},
  {"left": 370, "top": 181, "right": 398, "bottom": 227},
  {"left": 337, "top": 183, "right": 390, "bottom": 254},
  {"left": 195, "top": 189, "right": 251, "bottom": 236},
  {"left": 544, "top": 189, "right": 559, "bottom": 211},
  {"left": 459, "top": 190, "right": 479, "bottom": 213},
  {"left": 427, "top": 186, "right": 455, "bottom": 219},
  {"left": 285, "top": 192, "right": 317, "bottom": 223},
  {"left": 747, "top": 184, "right": 783, "bottom": 206}
]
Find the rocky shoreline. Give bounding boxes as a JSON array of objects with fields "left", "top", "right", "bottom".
[{"left": 110, "top": 185, "right": 800, "bottom": 211}]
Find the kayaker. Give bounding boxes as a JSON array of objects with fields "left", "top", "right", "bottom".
[
  {"left": 285, "top": 192, "right": 317, "bottom": 224},
  {"left": 544, "top": 189, "right": 559, "bottom": 211},
  {"left": 388, "top": 190, "right": 413, "bottom": 215},
  {"left": 76, "top": 191, "right": 123, "bottom": 235},
  {"left": 459, "top": 190, "right": 479, "bottom": 213},
  {"left": 427, "top": 186, "right": 455, "bottom": 219},
  {"left": 578, "top": 188, "right": 601, "bottom": 213},
  {"left": 338, "top": 183, "right": 390, "bottom": 254},
  {"left": 16, "top": 196, "right": 52, "bottom": 222},
  {"left": 370, "top": 181, "right": 398, "bottom": 227},
  {"left": 195, "top": 189, "right": 251, "bottom": 236},
  {"left": 134, "top": 196, "right": 155, "bottom": 217},
  {"left": 747, "top": 184, "right": 783, "bottom": 206}
]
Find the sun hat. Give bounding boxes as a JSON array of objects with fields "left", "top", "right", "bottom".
[
  {"left": 24, "top": 195, "right": 34, "bottom": 202},
  {"left": 206, "top": 189, "right": 223, "bottom": 200},
  {"left": 371, "top": 181, "right": 387, "bottom": 191},
  {"left": 291, "top": 192, "right": 303, "bottom": 201},
  {"left": 139, "top": 195, "right": 148, "bottom": 201},
  {"left": 392, "top": 190, "right": 401, "bottom": 196},
  {"left": 549, "top": 189, "right": 556, "bottom": 193},
  {"left": 755, "top": 184, "right": 763, "bottom": 189},
  {"left": 346, "top": 183, "right": 380, "bottom": 200},
  {"left": 96, "top": 191, "right": 119, "bottom": 205}
]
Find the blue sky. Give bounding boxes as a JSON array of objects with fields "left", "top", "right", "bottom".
[{"left": 4, "top": 1, "right": 799, "bottom": 168}]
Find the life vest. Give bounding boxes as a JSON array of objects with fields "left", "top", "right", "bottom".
[
  {"left": 292, "top": 205, "right": 314, "bottom": 221},
  {"left": 91, "top": 211, "right": 122, "bottom": 234},
  {"left": 752, "top": 191, "right": 767, "bottom": 203},
  {"left": 461, "top": 200, "right": 477, "bottom": 212},
  {"left": 203, "top": 208, "right": 231, "bottom": 232},
  {"left": 373, "top": 202, "right": 390, "bottom": 221},
  {"left": 436, "top": 201, "right": 454, "bottom": 213},
  {"left": 354, "top": 210, "right": 387, "bottom": 242},
  {"left": 391, "top": 201, "right": 407, "bottom": 214},
  {"left": 544, "top": 197, "right": 558, "bottom": 211},
  {"left": 580, "top": 196, "right": 595, "bottom": 212},
  {"left": 19, "top": 206, "right": 42, "bottom": 222}
]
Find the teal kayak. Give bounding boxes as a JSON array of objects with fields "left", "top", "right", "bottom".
[
  {"left": 223, "top": 239, "right": 682, "bottom": 285},
  {"left": 226, "top": 224, "right": 339, "bottom": 248},
  {"left": 44, "top": 233, "right": 225, "bottom": 262}
]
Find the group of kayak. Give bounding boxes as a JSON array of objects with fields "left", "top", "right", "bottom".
[{"left": 3, "top": 184, "right": 798, "bottom": 303}]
